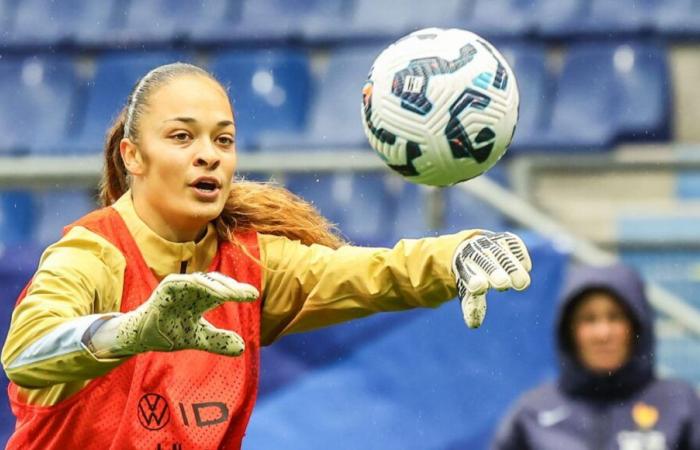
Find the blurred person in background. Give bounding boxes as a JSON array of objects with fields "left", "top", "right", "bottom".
[
  {"left": 0, "top": 62, "right": 532, "bottom": 450},
  {"left": 492, "top": 263, "right": 700, "bottom": 450}
]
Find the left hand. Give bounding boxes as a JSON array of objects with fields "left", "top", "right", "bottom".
[{"left": 452, "top": 231, "right": 532, "bottom": 328}]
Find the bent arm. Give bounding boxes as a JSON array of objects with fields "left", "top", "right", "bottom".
[
  {"left": 1, "top": 227, "right": 126, "bottom": 388},
  {"left": 259, "top": 230, "right": 479, "bottom": 345}
]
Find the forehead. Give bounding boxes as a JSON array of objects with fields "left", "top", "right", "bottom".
[
  {"left": 574, "top": 291, "right": 625, "bottom": 315},
  {"left": 145, "top": 74, "right": 232, "bottom": 121}
]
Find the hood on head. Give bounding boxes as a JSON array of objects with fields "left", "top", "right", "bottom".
[{"left": 555, "top": 263, "right": 654, "bottom": 399}]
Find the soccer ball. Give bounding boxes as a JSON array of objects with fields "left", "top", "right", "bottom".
[{"left": 361, "top": 28, "right": 519, "bottom": 186}]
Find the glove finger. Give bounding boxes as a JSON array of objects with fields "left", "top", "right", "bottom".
[
  {"left": 194, "top": 319, "right": 246, "bottom": 356},
  {"left": 467, "top": 237, "right": 512, "bottom": 290},
  {"left": 161, "top": 273, "right": 233, "bottom": 315},
  {"left": 461, "top": 292, "right": 487, "bottom": 329},
  {"left": 492, "top": 232, "right": 532, "bottom": 273},
  {"left": 454, "top": 253, "right": 489, "bottom": 295},
  {"left": 479, "top": 237, "right": 530, "bottom": 291},
  {"left": 205, "top": 272, "right": 259, "bottom": 302}
]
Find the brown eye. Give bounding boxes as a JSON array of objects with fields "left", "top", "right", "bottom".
[
  {"left": 217, "top": 135, "right": 235, "bottom": 146},
  {"left": 171, "top": 132, "right": 191, "bottom": 142}
]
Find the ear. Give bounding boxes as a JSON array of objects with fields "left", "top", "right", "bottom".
[{"left": 120, "top": 138, "right": 145, "bottom": 176}]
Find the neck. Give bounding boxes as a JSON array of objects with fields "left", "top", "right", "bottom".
[{"left": 132, "top": 193, "right": 207, "bottom": 243}]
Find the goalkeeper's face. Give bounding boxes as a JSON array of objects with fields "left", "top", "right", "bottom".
[{"left": 125, "top": 74, "right": 237, "bottom": 240}]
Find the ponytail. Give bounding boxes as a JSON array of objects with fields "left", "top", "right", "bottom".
[
  {"left": 216, "top": 180, "right": 346, "bottom": 250},
  {"left": 99, "top": 108, "right": 130, "bottom": 207}
]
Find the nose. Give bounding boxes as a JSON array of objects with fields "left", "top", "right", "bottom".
[
  {"left": 194, "top": 141, "right": 220, "bottom": 170},
  {"left": 591, "top": 320, "right": 613, "bottom": 341}
]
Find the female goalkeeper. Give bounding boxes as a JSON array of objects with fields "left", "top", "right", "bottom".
[{"left": 1, "top": 63, "right": 531, "bottom": 450}]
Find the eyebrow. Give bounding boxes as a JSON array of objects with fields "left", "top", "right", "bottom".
[{"left": 164, "top": 117, "right": 234, "bottom": 128}]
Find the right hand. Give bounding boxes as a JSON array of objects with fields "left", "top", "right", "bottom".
[
  {"left": 102, "top": 272, "right": 259, "bottom": 357},
  {"left": 452, "top": 231, "right": 532, "bottom": 328}
]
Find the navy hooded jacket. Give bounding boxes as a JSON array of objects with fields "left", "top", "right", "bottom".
[{"left": 492, "top": 264, "right": 700, "bottom": 450}]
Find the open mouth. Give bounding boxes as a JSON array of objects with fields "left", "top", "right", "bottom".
[{"left": 194, "top": 181, "right": 218, "bottom": 192}]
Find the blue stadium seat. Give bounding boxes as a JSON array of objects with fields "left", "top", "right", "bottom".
[
  {"left": 74, "top": 52, "right": 188, "bottom": 154},
  {"left": 543, "top": 45, "right": 619, "bottom": 150},
  {"left": 583, "top": 0, "right": 657, "bottom": 36},
  {"left": 654, "top": 0, "right": 700, "bottom": 38},
  {"left": 464, "top": 0, "right": 534, "bottom": 38},
  {"left": 0, "top": 55, "right": 78, "bottom": 155},
  {"left": 232, "top": 0, "right": 351, "bottom": 43},
  {"left": 284, "top": 172, "right": 396, "bottom": 246},
  {"left": 261, "top": 45, "right": 386, "bottom": 150},
  {"left": 443, "top": 184, "right": 506, "bottom": 233},
  {"left": 208, "top": 50, "right": 312, "bottom": 151},
  {"left": 498, "top": 43, "right": 550, "bottom": 151},
  {"left": 0, "top": 0, "right": 15, "bottom": 38},
  {"left": 8, "top": 0, "right": 115, "bottom": 47},
  {"left": 0, "top": 242, "right": 43, "bottom": 447},
  {"left": 340, "top": 0, "right": 467, "bottom": 41},
  {"left": 392, "top": 183, "right": 437, "bottom": 240},
  {"left": 532, "top": 0, "right": 587, "bottom": 38},
  {"left": 0, "top": 191, "right": 36, "bottom": 245},
  {"left": 34, "top": 190, "right": 97, "bottom": 247},
  {"left": 112, "top": 0, "right": 234, "bottom": 45},
  {"left": 391, "top": 181, "right": 506, "bottom": 241},
  {"left": 613, "top": 43, "right": 671, "bottom": 141},
  {"left": 182, "top": 0, "right": 242, "bottom": 44},
  {"left": 543, "top": 43, "right": 670, "bottom": 150}
]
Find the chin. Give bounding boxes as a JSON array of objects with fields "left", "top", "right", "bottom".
[{"left": 187, "top": 201, "right": 225, "bottom": 223}]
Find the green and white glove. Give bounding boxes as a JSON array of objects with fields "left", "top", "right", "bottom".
[
  {"left": 90, "top": 272, "right": 259, "bottom": 358},
  {"left": 452, "top": 231, "right": 532, "bottom": 329}
]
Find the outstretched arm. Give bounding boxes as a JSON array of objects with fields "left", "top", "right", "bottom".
[{"left": 259, "top": 229, "right": 531, "bottom": 344}]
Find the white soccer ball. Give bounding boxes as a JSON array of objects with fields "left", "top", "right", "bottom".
[{"left": 361, "top": 28, "right": 519, "bottom": 186}]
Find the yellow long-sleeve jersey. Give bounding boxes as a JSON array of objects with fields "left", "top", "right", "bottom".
[{"left": 1, "top": 191, "right": 476, "bottom": 407}]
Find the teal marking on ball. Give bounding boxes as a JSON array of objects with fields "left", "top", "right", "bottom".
[{"left": 473, "top": 72, "right": 493, "bottom": 90}]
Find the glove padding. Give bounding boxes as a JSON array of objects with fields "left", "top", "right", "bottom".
[
  {"left": 102, "top": 272, "right": 259, "bottom": 357},
  {"left": 452, "top": 231, "right": 532, "bottom": 328}
]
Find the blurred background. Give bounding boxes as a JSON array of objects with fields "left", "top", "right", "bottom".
[{"left": 1, "top": 0, "right": 700, "bottom": 448}]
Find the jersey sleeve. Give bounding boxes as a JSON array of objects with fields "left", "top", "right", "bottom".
[
  {"left": 257, "top": 230, "right": 479, "bottom": 345},
  {"left": 1, "top": 226, "right": 127, "bottom": 388}
]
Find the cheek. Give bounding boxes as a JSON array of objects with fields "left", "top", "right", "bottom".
[{"left": 574, "top": 325, "right": 594, "bottom": 349}]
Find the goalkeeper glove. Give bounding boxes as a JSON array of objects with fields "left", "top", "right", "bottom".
[
  {"left": 89, "top": 271, "right": 259, "bottom": 358},
  {"left": 452, "top": 231, "right": 532, "bottom": 328}
]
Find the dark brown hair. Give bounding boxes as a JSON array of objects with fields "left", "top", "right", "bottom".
[{"left": 99, "top": 62, "right": 344, "bottom": 249}]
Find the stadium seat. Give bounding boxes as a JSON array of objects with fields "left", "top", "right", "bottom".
[
  {"left": 34, "top": 190, "right": 97, "bottom": 247},
  {"left": 231, "top": 0, "right": 352, "bottom": 43},
  {"left": 112, "top": 0, "right": 234, "bottom": 46},
  {"left": 463, "top": 0, "right": 534, "bottom": 38},
  {"left": 543, "top": 43, "right": 670, "bottom": 150},
  {"left": 654, "top": 0, "right": 700, "bottom": 38},
  {"left": 339, "top": 0, "right": 467, "bottom": 41},
  {"left": 392, "top": 183, "right": 438, "bottom": 240},
  {"left": 531, "top": 0, "right": 587, "bottom": 38},
  {"left": 74, "top": 51, "right": 189, "bottom": 154},
  {"left": 8, "top": 0, "right": 115, "bottom": 47},
  {"left": 259, "top": 44, "right": 387, "bottom": 150},
  {"left": 582, "top": 0, "right": 657, "bottom": 36},
  {"left": 208, "top": 50, "right": 312, "bottom": 151},
  {"left": 0, "top": 0, "right": 15, "bottom": 39},
  {"left": 443, "top": 184, "right": 506, "bottom": 233},
  {"left": 0, "top": 55, "right": 78, "bottom": 155},
  {"left": 183, "top": 0, "right": 243, "bottom": 44},
  {"left": 614, "top": 43, "right": 671, "bottom": 141},
  {"left": 391, "top": 182, "right": 506, "bottom": 241},
  {"left": 498, "top": 43, "right": 550, "bottom": 151},
  {"left": 284, "top": 172, "right": 396, "bottom": 246},
  {"left": 0, "top": 241, "right": 43, "bottom": 448},
  {"left": 0, "top": 191, "right": 37, "bottom": 245}
]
